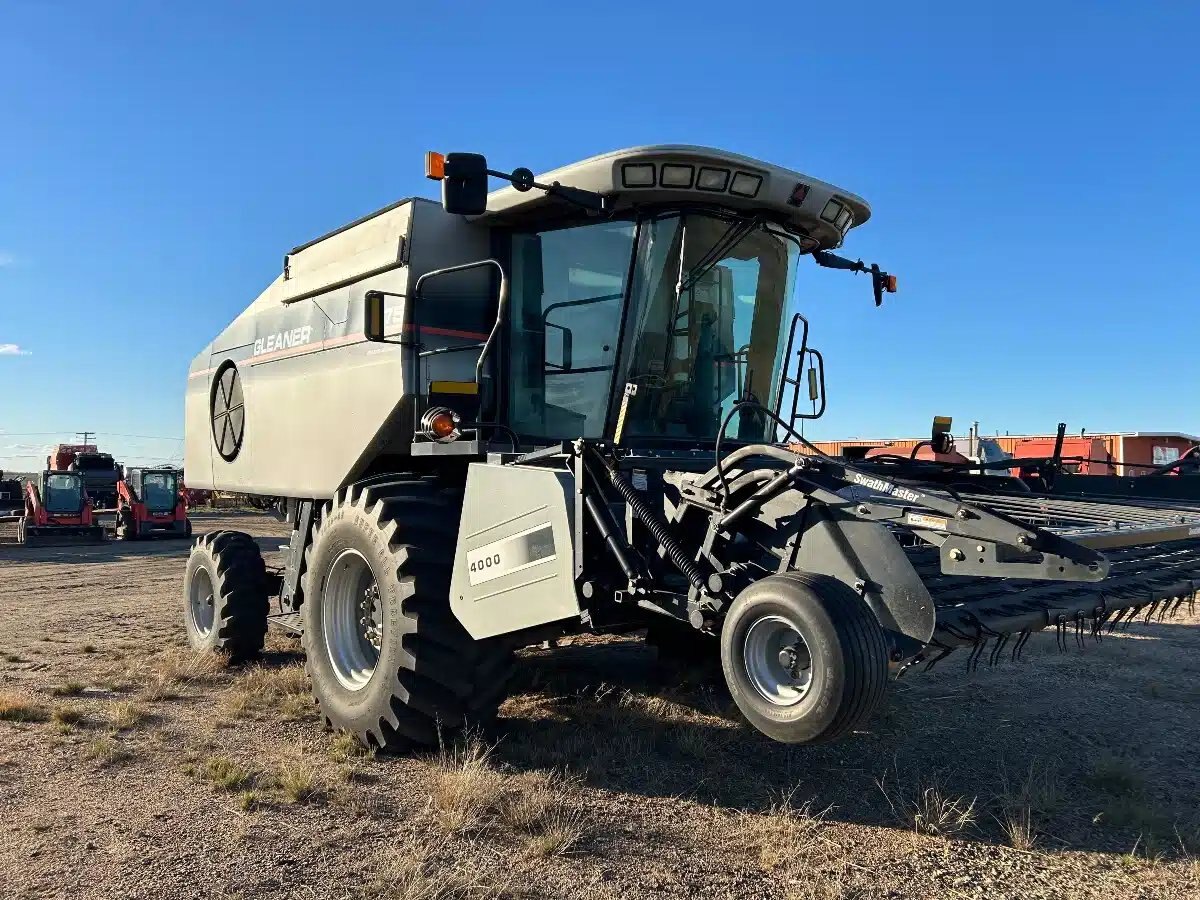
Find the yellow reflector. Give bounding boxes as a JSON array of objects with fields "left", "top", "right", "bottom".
[{"left": 430, "top": 380, "right": 479, "bottom": 395}]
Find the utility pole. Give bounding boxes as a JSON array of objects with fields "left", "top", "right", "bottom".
[{"left": 76, "top": 431, "right": 95, "bottom": 447}]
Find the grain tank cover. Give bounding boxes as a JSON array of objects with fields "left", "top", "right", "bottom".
[{"left": 480, "top": 145, "right": 870, "bottom": 250}]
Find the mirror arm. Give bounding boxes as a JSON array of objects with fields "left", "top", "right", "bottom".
[{"left": 487, "top": 167, "right": 610, "bottom": 213}]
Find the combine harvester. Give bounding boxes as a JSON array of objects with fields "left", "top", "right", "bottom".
[
  {"left": 18, "top": 470, "right": 107, "bottom": 546},
  {"left": 114, "top": 466, "right": 192, "bottom": 540},
  {"left": 181, "top": 145, "right": 1200, "bottom": 749}
]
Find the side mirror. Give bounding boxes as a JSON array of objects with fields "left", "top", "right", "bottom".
[
  {"left": 930, "top": 415, "right": 954, "bottom": 454},
  {"left": 871, "top": 265, "right": 898, "bottom": 307},
  {"left": 428, "top": 152, "right": 489, "bottom": 216},
  {"left": 364, "top": 291, "right": 386, "bottom": 342}
]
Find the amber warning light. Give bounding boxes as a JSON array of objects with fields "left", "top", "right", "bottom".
[{"left": 425, "top": 151, "right": 446, "bottom": 181}]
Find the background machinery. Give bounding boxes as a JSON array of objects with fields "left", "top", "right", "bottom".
[
  {"left": 115, "top": 466, "right": 192, "bottom": 540},
  {"left": 48, "top": 443, "right": 122, "bottom": 510},
  {"left": 182, "top": 145, "right": 1200, "bottom": 751},
  {"left": 19, "top": 470, "right": 107, "bottom": 546}
]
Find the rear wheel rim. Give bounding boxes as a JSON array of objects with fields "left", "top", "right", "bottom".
[
  {"left": 743, "top": 614, "right": 814, "bottom": 706},
  {"left": 188, "top": 566, "right": 216, "bottom": 638},
  {"left": 323, "top": 548, "right": 383, "bottom": 691}
]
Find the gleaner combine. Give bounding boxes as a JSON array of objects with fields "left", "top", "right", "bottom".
[{"left": 182, "top": 146, "right": 1200, "bottom": 749}]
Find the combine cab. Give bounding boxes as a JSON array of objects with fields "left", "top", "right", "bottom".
[
  {"left": 115, "top": 467, "right": 192, "bottom": 540},
  {"left": 20, "top": 471, "right": 107, "bottom": 546}
]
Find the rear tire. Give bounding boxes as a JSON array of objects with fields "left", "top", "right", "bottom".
[
  {"left": 300, "top": 477, "right": 513, "bottom": 752},
  {"left": 183, "top": 530, "right": 269, "bottom": 660},
  {"left": 720, "top": 572, "right": 888, "bottom": 744}
]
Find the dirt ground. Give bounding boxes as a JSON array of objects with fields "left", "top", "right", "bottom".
[{"left": 1, "top": 511, "right": 1198, "bottom": 900}]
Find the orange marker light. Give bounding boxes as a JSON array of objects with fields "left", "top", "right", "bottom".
[
  {"left": 428, "top": 411, "right": 457, "bottom": 440},
  {"left": 886, "top": 274, "right": 898, "bottom": 293},
  {"left": 425, "top": 151, "right": 446, "bottom": 181}
]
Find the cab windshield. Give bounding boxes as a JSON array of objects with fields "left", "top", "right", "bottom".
[
  {"left": 44, "top": 474, "right": 83, "bottom": 514},
  {"left": 142, "top": 473, "right": 178, "bottom": 512},
  {"left": 506, "top": 213, "right": 799, "bottom": 442}
]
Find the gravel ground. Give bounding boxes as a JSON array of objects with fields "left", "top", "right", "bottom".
[{"left": 0, "top": 511, "right": 1197, "bottom": 899}]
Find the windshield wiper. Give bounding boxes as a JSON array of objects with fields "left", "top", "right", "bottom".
[{"left": 676, "top": 216, "right": 761, "bottom": 295}]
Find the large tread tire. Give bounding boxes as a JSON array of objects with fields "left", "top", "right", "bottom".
[
  {"left": 183, "top": 530, "right": 269, "bottom": 660},
  {"left": 720, "top": 572, "right": 888, "bottom": 744},
  {"left": 300, "top": 477, "right": 514, "bottom": 752}
]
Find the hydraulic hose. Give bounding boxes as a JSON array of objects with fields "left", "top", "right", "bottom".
[{"left": 585, "top": 449, "right": 707, "bottom": 592}]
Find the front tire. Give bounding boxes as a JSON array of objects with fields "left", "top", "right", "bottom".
[
  {"left": 720, "top": 572, "right": 888, "bottom": 744},
  {"left": 183, "top": 530, "right": 269, "bottom": 660},
  {"left": 300, "top": 477, "right": 513, "bottom": 752}
]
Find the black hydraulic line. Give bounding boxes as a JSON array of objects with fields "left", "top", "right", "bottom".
[
  {"left": 718, "top": 469, "right": 796, "bottom": 530},
  {"left": 583, "top": 493, "right": 642, "bottom": 584},
  {"left": 584, "top": 447, "right": 707, "bottom": 592}
]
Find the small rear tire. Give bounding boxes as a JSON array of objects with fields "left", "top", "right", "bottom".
[
  {"left": 720, "top": 572, "right": 888, "bottom": 744},
  {"left": 183, "top": 530, "right": 269, "bottom": 660}
]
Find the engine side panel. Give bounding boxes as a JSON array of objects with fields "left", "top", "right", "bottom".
[
  {"left": 450, "top": 463, "right": 580, "bottom": 640},
  {"left": 185, "top": 199, "right": 492, "bottom": 497}
]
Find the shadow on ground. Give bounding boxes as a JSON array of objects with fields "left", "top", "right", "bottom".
[{"left": 488, "top": 626, "right": 1200, "bottom": 860}]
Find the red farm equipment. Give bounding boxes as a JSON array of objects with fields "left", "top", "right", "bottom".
[
  {"left": 20, "top": 470, "right": 107, "bottom": 546},
  {"left": 115, "top": 467, "right": 192, "bottom": 540}
]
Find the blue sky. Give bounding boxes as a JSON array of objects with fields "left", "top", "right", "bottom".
[{"left": 2, "top": 2, "right": 1198, "bottom": 470}]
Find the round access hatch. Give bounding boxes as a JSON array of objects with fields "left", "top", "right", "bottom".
[{"left": 210, "top": 362, "right": 245, "bottom": 461}]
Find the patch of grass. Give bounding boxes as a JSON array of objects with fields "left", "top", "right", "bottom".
[
  {"left": 221, "top": 665, "right": 310, "bottom": 721},
  {"left": 275, "top": 759, "right": 324, "bottom": 803},
  {"left": 51, "top": 705, "right": 86, "bottom": 727},
  {"left": 50, "top": 680, "right": 86, "bottom": 697},
  {"left": 369, "top": 835, "right": 510, "bottom": 900},
  {"left": 733, "top": 792, "right": 829, "bottom": 872},
  {"left": 329, "top": 729, "right": 375, "bottom": 763},
  {"left": 84, "top": 737, "right": 131, "bottom": 765},
  {"left": 995, "top": 762, "right": 1058, "bottom": 851},
  {"left": 121, "top": 647, "right": 228, "bottom": 696},
  {"left": 429, "top": 733, "right": 509, "bottom": 834},
  {"left": 81, "top": 644, "right": 98, "bottom": 654},
  {"left": 108, "top": 701, "right": 148, "bottom": 731},
  {"left": 497, "top": 770, "right": 588, "bottom": 857},
  {"left": 0, "top": 691, "right": 47, "bottom": 722},
  {"left": 879, "top": 773, "right": 977, "bottom": 838},
  {"left": 237, "top": 790, "right": 262, "bottom": 811},
  {"left": 200, "top": 755, "right": 253, "bottom": 791}
]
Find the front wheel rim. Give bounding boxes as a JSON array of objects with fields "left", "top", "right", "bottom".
[
  {"left": 743, "top": 614, "right": 814, "bottom": 706},
  {"left": 188, "top": 566, "right": 216, "bottom": 638},
  {"left": 323, "top": 548, "right": 383, "bottom": 691}
]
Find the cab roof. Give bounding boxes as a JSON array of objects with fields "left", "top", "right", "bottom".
[{"left": 481, "top": 144, "right": 871, "bottom": 250}]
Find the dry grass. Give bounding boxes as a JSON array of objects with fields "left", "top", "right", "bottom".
[
  {"left": 878, "top": 773, "right": 977, "bottom": 838},
  {"left": 429, "top": 735, "right": 509, "bottom": 833},
  {"left": 995, "top": 762, "right": 1059, "bottom": 851},
  {"left": 0, "top": 691, "right": 47, "bottom": 723},
  {"left": 200, "top": 755, "right": 253, "bottom": 791},
  {"left": 50, "top": 680, "right": 86, "bottom": 697},
  {"left": 329, "top": 729, "right": 375, "bottom": 763},
  {"left": 368, "top": 835, "right": 512, "bottom": 900},
  {"left": 499, "top": 770, "right": 587, "bottom": 858},
  {"left": 733, "top": 792, "right": 829, "bottom": 872},
  {"left": 50, "top": 704, "right": 86, "bottom": 727},
  {"left": 275, "top": 758, "right": 324, "bottom": 803},
  {"left": 117, "top": 647, "right": 228, "bottom": 697},
  {"left": 108, "top": 700, "right": 148, "bottom": 730},
  {"left": 221, "top": 664, "right": 311, "bottom": 720},
  {"left": 237, "top": 790, "right": 262, "bottom": 811},
  {"left": 84, "top": 737, "right": 131, "bottom": 765}
]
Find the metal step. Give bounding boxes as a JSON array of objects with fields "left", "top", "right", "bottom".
[{"left": 267, "top": 612, "right": 303, "bottom": 634}]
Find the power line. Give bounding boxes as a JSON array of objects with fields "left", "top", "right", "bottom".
[{"left": 0, "top": 431, "right": 183, "bottom": 441}]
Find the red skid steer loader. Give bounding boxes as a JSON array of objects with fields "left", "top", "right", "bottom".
[
  {"left": 20, "top": 471, "right": 107, "bottom": 546},
  {"left": 115, "top": 467, "right": 192, "bottom": 540}
]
